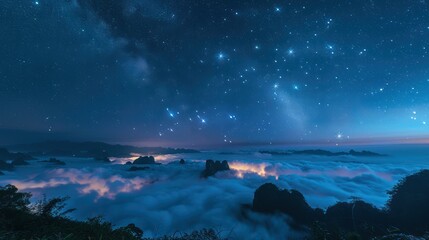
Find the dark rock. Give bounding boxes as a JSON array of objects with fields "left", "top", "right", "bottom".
[
  {"left": 179, "top": 159, "right": 186, "bottom": 164},
  {"left": 124, "top": 161, "right": 132, "bottom": 165},
  {"left": 202, "top": 160, "right": 230, "bottom": 177},
  {"left": 253, "top": 183, "right": 320, "bottom": 226},
  {"left": 41, "top": 158, "right": 66, "bottom": 166},
  {"left": 251, "top": 171, "right": 429, "bottom": 237},
  {"left": 128, "top": 166, "right": 150, "bottom": 172},
  {"left": 133, "top": 156, "right": 156, "bottom": 164}
]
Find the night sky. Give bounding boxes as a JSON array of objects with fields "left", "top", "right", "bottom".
[{"left": 1, "top": 0, "right": 429, "bottom": 147}]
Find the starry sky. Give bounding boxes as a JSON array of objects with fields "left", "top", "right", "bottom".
[{"left": 1, "top": 0, "right": 429, "bottom": 147}]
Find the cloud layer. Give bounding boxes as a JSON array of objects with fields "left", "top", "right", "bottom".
[{"left": 1, "top": 145, "right": 428, "bottom": 239}]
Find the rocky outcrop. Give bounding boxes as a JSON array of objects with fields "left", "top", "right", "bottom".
[
  {"left": 202, "top": 160, "right": 230, "bottom": 177},
  {"left": 179, "top": 159, "right": 186, "bottom": 164},
  {"left": 252, "top": 170, "right": 429, "bottom": 238},
  {"left": 252, "top": 183, "right": 321, "bottom": 226},
  {"left": 133, "top": 156, "right": 156, "bottom": 165}
]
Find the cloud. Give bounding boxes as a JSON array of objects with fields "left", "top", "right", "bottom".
[{"left": 1, "top": 147, "right": 427, "bottom": 239}]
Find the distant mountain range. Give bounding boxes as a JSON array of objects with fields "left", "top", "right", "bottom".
[
  {"left": 259, "top": 149, "right": 386, "bottom": 157},
  {"left": 0, "top": 148, "right": 34, "bottom": 161},
  {"left": 7, "top": 141, "right": 199, "bottom": 158}
]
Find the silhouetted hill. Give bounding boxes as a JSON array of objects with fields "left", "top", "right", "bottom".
[
  {"left": 252, "top": 170, "right": 429, "bottom": 239},
  {"left": 8, "top": 141, "right": 199, "bottom": 158},
  {"left": 0, "top": 148, "right": 34, "bottom": 161},
  {"left": 253, "top": 183, "right": 322, "bottom": 226},
  {"left": 133, "top": 156, "right": 160, "bottom": 165},
  {"left": 202, "top": 160, "right": 230, "bottom": 177},
  {"left": 387, "top": 169, "right": 429, "bottom": 235},
  {"left": 260, "top": 149, "right": 386, "bottom": 157}
]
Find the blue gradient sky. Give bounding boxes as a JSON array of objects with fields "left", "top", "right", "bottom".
[{"left": 1, "top": 0, "right": 428, "bottom": 147}]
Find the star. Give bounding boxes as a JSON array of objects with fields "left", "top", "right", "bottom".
[
  {"left": 228, "top": 114, "right": 237, "bottom": 120},
  {"left": 217, "top": 52, "right": 226, "bottom": 61},
  {"left": 166, "top": 108, "right": 175, "bottom": 118}
]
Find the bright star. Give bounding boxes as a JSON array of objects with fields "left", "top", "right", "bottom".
[
  {"left": 166, "top": 108, "right": 175, "bottom": 117},
  {"left": 217, "top": 52, "right": 225, "bottom": 60}
]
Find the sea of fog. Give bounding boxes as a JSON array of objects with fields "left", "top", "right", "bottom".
[{"left": 1, "top": 144, "right": 429, "bottom": 239}]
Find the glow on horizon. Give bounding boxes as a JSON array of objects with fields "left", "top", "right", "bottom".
[
  {"left": 8, "top": 168, "right": 150, "bottom": 200},
  {"left": 229, "top": 161, "right": 393, "bottom": 181}
]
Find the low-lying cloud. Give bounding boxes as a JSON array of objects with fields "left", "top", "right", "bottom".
[{"left": 1, "top": 146, "right": 428, "bottom": 239}]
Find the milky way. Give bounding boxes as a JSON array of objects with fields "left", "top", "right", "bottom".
[{"left": 1, "top": 0, "right": 429, "bottom": 146}]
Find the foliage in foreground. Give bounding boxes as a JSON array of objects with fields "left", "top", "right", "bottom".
[
  {"left": 0, "top": 184, "right": 222, "bottom": 240},
  {"left": 0, "top": 184, "right": 141, "bottom": 240}
]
